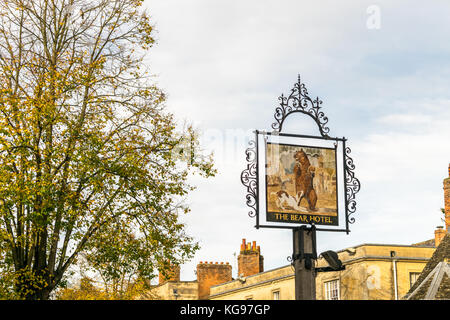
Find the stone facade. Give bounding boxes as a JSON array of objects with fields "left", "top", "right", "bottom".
[
  {"left": 151, "top": 261, "right": 232, "bottom": 300},
  {"left": 149, "top": 241, "right": 436, "bottom": 300},
  {"left": 149, "top": 164, "right": 450, "bottom": 300},
  {"left": 210, "top": 265, "right": 295, "bottom": 300},
  {"left": 151, "top": 281, "right": 198, "bottom": 300},
  {"left": 315, "top": 244, "right": 435, "bottom": 300},
  {"left": 210, "top": 243, "right": 435, "bottom": 300}
]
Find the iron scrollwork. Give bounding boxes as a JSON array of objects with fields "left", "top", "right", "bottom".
[
  {"left": 241, "top": 74, "right": 360, "bottom": 232},
  {"left": 240, "top": 139, "right": 258, "bottom": 218},
  {"left": 344, "top": 147, "right": 361, "bottom": 224},
  {"left": 272, "top": 75, "right": 330, "bottom": 137}
]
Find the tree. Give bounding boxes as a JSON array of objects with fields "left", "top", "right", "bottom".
[
  {"left": 55, "top": 275, "right": 157, "bottom": 300},
  {"left": 0, "top": 0, "right": 215, "bottom": 299},
  {"left": 56, "top": 276, "right": 109, "bottom": 300},
  {"left": 75, "top": 218, "right": 187, "bottom": 300}
]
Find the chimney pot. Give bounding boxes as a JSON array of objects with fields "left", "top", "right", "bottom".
[{"left": 237, "top": 239, "right": 264, "bottom": 277}]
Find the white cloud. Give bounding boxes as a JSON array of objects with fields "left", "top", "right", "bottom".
[{"left": 143, "top": 0, "right": 450, "bottom": 282}]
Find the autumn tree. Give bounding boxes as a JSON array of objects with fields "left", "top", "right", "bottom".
[
  {"left": 70, "top": 218, "right": 180, "bottom": 300},
  {"left": 0, "top": 0, "right": 215, "bottom": 299},
  {"left": 55, "top": 276, "right": 109, "bottom": 300},
  {"left": 56, "top": 275, "right": 157, "bottom": 300}
]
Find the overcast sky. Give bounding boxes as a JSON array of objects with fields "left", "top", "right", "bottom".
[{"left": 142, "top": 0, "right": 450, "bottom": 281}]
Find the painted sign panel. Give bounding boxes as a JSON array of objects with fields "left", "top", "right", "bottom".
[{"left": 265, "top": 142, "right": 338, "bottom": 226}]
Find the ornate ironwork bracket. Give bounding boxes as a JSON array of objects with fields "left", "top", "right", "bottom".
[
  {"left": 272, "top": 75, "right": 330, "bottom": 137},
  {"left": 240, "top": 139, "right": 258, "bottom": 218},
  {"left": 344, "top": 146, "right": 361, "bottom": 225}
]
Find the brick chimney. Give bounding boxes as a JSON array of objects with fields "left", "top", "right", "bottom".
[
  {"left": 158, "top": 264, "right": 180, "bottom": 284},
  {"left": 237, "top": 239, "right": 264, "bottom": 278},
  {"left": 196, "top": 261, "right": 232, "bottom": 300},
  {"left": 435, "top": 226, "right": 447, "bottom": 247},
  {"left": 444, "top": 163, "right": 450, "bottom": 232}
]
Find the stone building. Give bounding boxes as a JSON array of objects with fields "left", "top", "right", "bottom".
[
  {"left": 149, "top": 239, "right": 262, "bottom": 300},
  {"left": 209, "top": 240, "right": 436, "bottom": 300},
  {"left": 150, "top": 164, "right": 450, "bottom": 300},
  {"left": 149, "top": 237, "right": 437, "bottom": 300},
  {"left": 210, "top": 164, "right": 450, "bottom": 300},
  {"left": 150, "top": 261, "right": 232, "bottom": 300}
]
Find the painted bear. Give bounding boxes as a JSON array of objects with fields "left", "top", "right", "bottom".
[{"left": 293, "top": 149, "right": 318, "bottom": 211}]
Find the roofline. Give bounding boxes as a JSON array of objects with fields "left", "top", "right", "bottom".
[
  {"left": 210, "top": 243, "right": 435, "bottom": 290},
  {"left": 210, "top": 273, "right": 294, "bottom": 299},
  {"left": 337, "top": 243, "right": 436, "bottom": 252},
  {"left": 211, "top": 264, "right": 292, "bottom": 288},
  {"left": 210, "top": 256, "right": 432, "bottom": 298},
  {"left": 151, "top": 280, "right": 198, "bottom": 289}
]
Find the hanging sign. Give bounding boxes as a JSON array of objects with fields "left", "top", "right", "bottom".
[{"left": 241, "top": 75, "right": 360, "bottom": 233}]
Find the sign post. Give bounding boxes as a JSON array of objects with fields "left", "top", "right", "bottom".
[
  {"left": 241, "top": 75, "right": 360, "bottom": 300},
  {"left": 293, "top": 226, "right": 316, "bottom": 300}
]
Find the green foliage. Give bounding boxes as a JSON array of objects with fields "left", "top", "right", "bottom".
[{"left": 0, "top": 0, "right": 215, "bottom": 299}]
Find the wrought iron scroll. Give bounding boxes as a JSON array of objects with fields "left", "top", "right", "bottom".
[
  {"left": 344, "top": 146, "right": 361, "bottom": 225},
  {"left": 272, "top": 75, "right": 330, "bottom": 137},
  {"left": 240, "top": 139, "right": 258, "bottom": 218}
]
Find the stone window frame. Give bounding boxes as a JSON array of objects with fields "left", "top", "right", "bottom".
[
  {"left": 324, "top": 278, "right": 340, "bottom": 300},
  {"left": 271, "top": 288, "right": 281, "bottom": 300}
]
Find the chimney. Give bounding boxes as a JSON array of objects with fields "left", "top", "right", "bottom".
[
  {"left": 196, "top": 261, "right": 232, "bottom": 300},
  {"left": 237, "top": 239, "right": 264, "bottom": 278},
  {"left": 158, "top": 264, "right": 180, "bottom": 285},
  {"left": 444, "top": 164, "right": 450, "bottom": 232},
  {"left": 435, "top": 226, "right": 446, "bottom": 247}
]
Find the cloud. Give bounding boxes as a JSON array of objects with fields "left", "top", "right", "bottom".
[{"left": 143, "top": 0, "right": 450, "bottom": 281}]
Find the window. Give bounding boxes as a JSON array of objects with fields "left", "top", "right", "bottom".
[
  {"left": 410, "top": 272, "right": 421, "bottom": 288},
  {"left": 272, "top": 290, "right": 280, "bottom": 300},
  {"left": 324, "top": 279, "right": 340, "bottom": 300}
]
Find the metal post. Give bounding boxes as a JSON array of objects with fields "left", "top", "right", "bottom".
[{"left": 292, "top": 226, "right": 317, "bottom": 300}]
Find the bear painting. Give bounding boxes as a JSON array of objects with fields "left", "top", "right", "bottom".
[{"left": 265, "top": 143, "right": 338, "bottom": 225}]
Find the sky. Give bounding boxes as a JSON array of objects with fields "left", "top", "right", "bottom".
[{"left": 142, "top": 0, "right": 450, "bottom": 281}]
